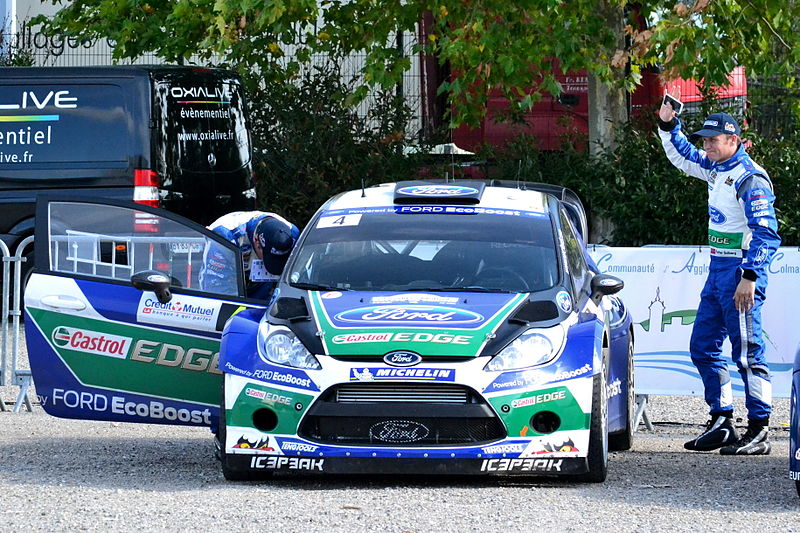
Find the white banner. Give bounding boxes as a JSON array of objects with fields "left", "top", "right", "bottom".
[{"left": 588, "top": 246, "right": 797, "bottom": 397}]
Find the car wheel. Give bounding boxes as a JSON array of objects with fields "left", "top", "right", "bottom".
[
  {"left": 219, "top": 375, "right": 271, "bottom": 481},
  {"left": 579, "top": 342, "right": 609, "bottom": 483},
  {"left": 609, "top": 335, "right": 635, "bottom": 451}
]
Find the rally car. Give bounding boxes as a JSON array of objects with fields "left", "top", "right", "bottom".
[
  {"left": 219, "top": 181, "right": 634, "bottom": 481},
  {"left": 23, "top": 180, "right": 634, "bottom": 483}
]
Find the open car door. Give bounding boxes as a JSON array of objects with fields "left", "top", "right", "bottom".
[{"left": 24, "top": 197, "right": 265, "bottom": 429}]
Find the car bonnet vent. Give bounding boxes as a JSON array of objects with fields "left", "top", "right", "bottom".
[
  {"left": 269, "top": 297, "right": 309, "bottom": 320},
  {"left": 393, "top": 181, "right": 484, "bottom": 205},
  {"left": 511, "top": 300, "right": 559, "bottom": 323}
]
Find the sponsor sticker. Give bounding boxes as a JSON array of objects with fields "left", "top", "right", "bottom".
[
  {"left": 244, "top": 387, "right": 292, "bottom": 405},
  {"left": 49, "top": 388, "right": 212, "bottom": 425},
  {"left": 350, "top": 367, "right": 455, "bottom": 381},
  {"left": 511, "top": 389, "right": 567, "bottom": 408},
  {"left": 331, "top": 331, "right": 472, "bottom": 345},
  {"left": 370, "top": 293, "right": 459, "bottom": 305},
  {"left": 481, "top": 443, "right": 526, "bottom": 455},
  {"left": 334, "top": 305, "right": 484, "bottom": 326},
  {"left": 480, "top": 458, "right": 563, "bottom": 472},
  {"left": 250, "top": 456, "right": 324, "bottom": 471},
  {"left": 278, "top": 440, "right": 319, "bottom": 453},
  {"left": 321, "top": 291, "right": 343, "bottom": 299},
  {"left": 397, "top": 185, "right": 479, "bottom": 197},
  {"left": 556, "top": 291, "right": 572, "bottom": 313},
  {"left": 51, "top": 326, "right": 131, "bottom": 359},
  {"left": 137, "top": 294, "right": 221, "bottom": 331},
  {"left": 316, "top": 214, "right": 362, "bottom": 228}
]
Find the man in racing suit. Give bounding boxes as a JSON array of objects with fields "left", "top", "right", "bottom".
[
  {"left": 199, "top": 211, "right": 300, "bottom": 301},
  {"left": 658, "top": 103, "right": 781, "bottom": 455}
]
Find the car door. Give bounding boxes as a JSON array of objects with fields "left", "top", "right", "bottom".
[{"left": 24, "top": 197, "right": 265, "bottom": 428}]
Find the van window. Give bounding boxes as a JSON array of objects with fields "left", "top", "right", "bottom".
[
  {"left": 0, "top": 83, "right": 128, "bottom": 168},
  {"left": 154, "top": 81, "right": 251, "bottom": 173}
]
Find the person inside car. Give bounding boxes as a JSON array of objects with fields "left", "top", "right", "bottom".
[{"left": 199, "top": 211, "right": 300, "bottom": 301}]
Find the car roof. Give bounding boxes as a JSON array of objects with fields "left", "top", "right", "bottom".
[{"left": 325, "top": 182, "right": 551, "bottom": 213}]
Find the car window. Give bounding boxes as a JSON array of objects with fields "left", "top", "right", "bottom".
[
  {"left": 47, "top": 201, "right": 241, "bottom": 296},
  {"left": 0, "top": 83, "right": 129, "bottom": 169},
  {"left": 287, "top": 208, "right": 559, "bottom": 293},
  {"left": 154, "top": 80, "right": 251, "bottom": 173},
  {"left": 559, "top": 205, "right": 591, "bottom": 296}
]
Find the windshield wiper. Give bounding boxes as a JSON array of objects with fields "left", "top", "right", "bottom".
[{"left": 290, "top": 282, "right": 349, "bottom": 291}]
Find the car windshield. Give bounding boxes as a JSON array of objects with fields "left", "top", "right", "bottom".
[{"left": 286, "top": 207, "right": 560, "bottom": 293}]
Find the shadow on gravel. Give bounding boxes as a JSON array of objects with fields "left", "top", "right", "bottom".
[{"left": 1, "top": 434, "right": 797, "bottom": 510}]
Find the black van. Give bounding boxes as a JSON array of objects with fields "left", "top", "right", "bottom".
[{"left": 0, "top": 65, "right": 256, "bottom": 280}]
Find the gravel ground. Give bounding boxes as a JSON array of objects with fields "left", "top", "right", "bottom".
[{"left": 1, "top": 340, "right": 798, "bottom": 532}]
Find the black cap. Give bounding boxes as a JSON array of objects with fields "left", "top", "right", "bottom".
[{"left": 254, "top": 217, "right": 294, "bottom": 275}]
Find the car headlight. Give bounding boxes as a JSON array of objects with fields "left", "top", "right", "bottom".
[
  {"left": 485, "top": 324, "right": 566, "bottom": 372},
  {"left": 258, "top": 321, "right": 321, "bottom": 370}
]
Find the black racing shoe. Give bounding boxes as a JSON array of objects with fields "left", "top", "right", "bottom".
[
  {"left": 684, "top": 415, "right": 738, "bottom": 451},
  {"left": 719, "top": 425, "right": 771, "bottom": 455}
]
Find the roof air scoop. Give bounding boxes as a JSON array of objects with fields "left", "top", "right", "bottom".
[{"left": 393, "top": 180, "right": 484, "bottom": 205}]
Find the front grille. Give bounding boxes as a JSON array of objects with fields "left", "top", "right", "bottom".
[
  {"left": 335, "top": 383, "right": 468, "bottom": 403},
  {"left": 298, "top": 383, "right": 506, "bottom": 446}
]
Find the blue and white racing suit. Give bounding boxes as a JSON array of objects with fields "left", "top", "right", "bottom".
[
  {"left": 199, "top": 211, "right": 298, "bottom": 301},
  {"left": 659, "top": 118, "right": 781, "bottom": 423}
]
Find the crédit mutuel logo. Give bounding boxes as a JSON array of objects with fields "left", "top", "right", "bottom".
[{"left": 51, "top": 326, "right": 131, "bottom": 359}]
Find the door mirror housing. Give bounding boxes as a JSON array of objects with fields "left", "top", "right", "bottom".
[
  {"left": 590, "top": 274, "right": 624, "bottom": 304},
  {"left": 131, "top": 270, "right": 172, "bottom": 304}
]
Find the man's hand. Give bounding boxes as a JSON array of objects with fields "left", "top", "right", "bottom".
[
  {"left": 658, "top": 86, "right": 681, "bottom": 122},
  {"left": 734, "top": 277, "right": 756, "bottom": 312}
]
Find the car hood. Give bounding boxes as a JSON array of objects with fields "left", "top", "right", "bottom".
[{"left": 307, "top": 290, "right": 530, "bottom": 358}]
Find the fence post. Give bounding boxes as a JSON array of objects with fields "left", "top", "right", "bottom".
[
  {"left": 0, "top": 240, "right": 10, "bottom": 411},
  {"left": 11, "top": 236, "right": 33, "bottom": 412}
]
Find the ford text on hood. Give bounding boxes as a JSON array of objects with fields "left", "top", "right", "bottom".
[{"left": 218, "top": 180, "right": 634, "bottom": 482}]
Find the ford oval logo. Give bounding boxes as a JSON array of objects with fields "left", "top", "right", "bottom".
[
  {"left": 369, "top": 420, "right": 430, "bottom": 443},
  {"left": 398, "top": 185, "right": 479, "bottom": 197},
  {"left": 334, "top": 305, "right": 484, "bottom": 325},
  {"left": 708, "top": 205, "right": 727, "bottom": 224},
  {"left": 383, "top": 351, "right": 422, "bottom": 367}
]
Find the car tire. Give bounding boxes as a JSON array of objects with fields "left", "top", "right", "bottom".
[
  {"left": 579, "top": 342, "right": 609, "bottom": 483},
  {"left": 609, "top": 335, "right": 635, "bottom": 451},
  {"left": 219, "top": 375, "right": 271, "bottom": 481}
]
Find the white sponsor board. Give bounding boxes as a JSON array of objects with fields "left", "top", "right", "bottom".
[{"left": 589, "top": 246, "right": 798, "bottom": 397}]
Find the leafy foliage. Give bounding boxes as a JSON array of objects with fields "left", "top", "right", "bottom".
[
  {"left": 484, "top": 109, "right": 800, "bottom": 246},
  {"left": 247, "top": 63, "right": 430, "bottom": 227},
  {"left": 30, "top": 0, "right": 800, "bottom": 128}
]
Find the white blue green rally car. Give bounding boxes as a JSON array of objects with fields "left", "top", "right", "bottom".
[{"left": 24, "top": 180, "right": 634, "bottom": 482}]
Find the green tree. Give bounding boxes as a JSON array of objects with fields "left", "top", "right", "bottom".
[{"left": 32, "top": 0, "right": 800, "bottom": 149}]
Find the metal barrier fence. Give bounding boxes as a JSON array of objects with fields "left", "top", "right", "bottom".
[{"left": 0, "top": 236, "right": 33, "bottom": 412}]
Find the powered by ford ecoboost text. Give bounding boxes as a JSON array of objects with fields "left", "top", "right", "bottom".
[{"left": 218, "top": 180, "right": 635, "bottom": 482}]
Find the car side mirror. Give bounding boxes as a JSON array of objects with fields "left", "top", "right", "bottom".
[
  {"left": 131, "top": 270, "right": 172, "bottom": 304},
  {"left": 590, "top": 274, "right": 624, "bottom": 304}
]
